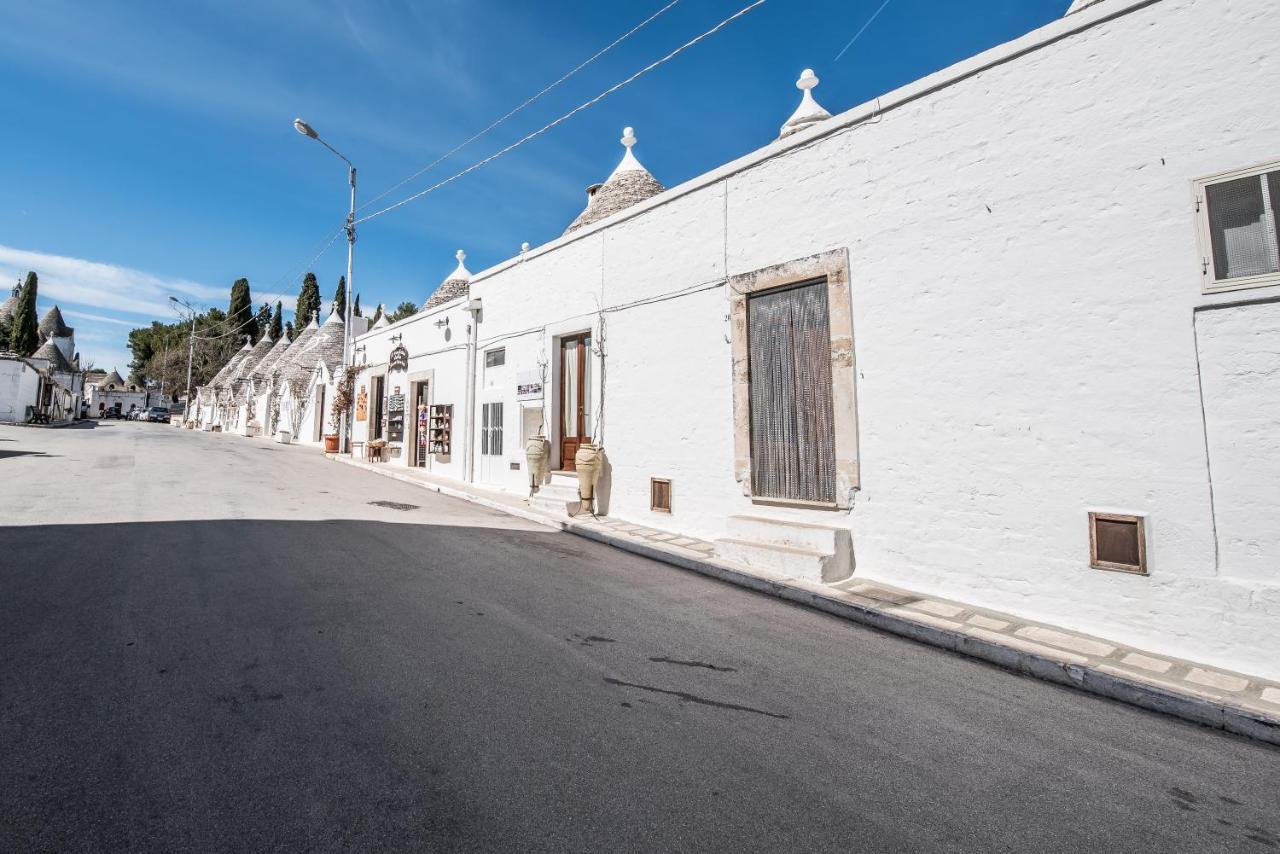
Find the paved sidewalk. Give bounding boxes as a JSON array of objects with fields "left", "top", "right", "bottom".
[{"left": 333, "top": 454, "right": 1280, "bottom": 745}]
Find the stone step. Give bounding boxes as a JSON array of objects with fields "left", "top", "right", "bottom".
[
  {"left": 726, "top": 514, "right": 851, "bottom": 554},
  {"left": 715, "top": 537, "right": 849, "bottom": 583}
]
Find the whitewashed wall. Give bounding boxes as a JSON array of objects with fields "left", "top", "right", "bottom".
[
  {"left": 0, "top": 359, "right": 41, "bottom": 422},
  {"left": 353, "top": 0, "right": 1280, "bottom": 678}
]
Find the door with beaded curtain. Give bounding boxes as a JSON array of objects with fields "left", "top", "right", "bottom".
[{"left": 747, "top": 280, "right": 837, "bottom": 504}]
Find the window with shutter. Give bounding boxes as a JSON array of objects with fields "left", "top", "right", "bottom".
[{"left": 1196, "top": 161, "right": 1280, "bottom": 293}]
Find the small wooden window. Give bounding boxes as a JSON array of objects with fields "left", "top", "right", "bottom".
[
  {"left": 650, "top": 478, "right": 672, "bottom": 513},
  {"left": 1089, "top": 512, "right": 1147, "bottom": 575}
]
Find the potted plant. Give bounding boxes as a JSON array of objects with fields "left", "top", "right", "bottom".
[{"left": 325, "top": 366, "right": 357, "bottom": 453}]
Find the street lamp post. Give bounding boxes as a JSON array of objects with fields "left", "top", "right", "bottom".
[
  {"left": 169, "top": 296, "right": 197, "bottom": 422},
  {"left": 294, "top": 118, "right": 356, "bottom": 454}
]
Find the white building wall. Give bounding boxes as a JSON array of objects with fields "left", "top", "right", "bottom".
[
  {"left": 0, "top": 359, "right": 42, "bottom": 422},
  {"left": 349, "top": 0, "right": 1280, "bottom": 678}
]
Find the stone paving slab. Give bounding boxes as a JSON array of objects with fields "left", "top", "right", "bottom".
[{"left": 328, "top": 452, "right": 1280, "bottom": 745}]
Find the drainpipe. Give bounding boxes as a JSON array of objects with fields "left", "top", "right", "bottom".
[{"left": 463, "top": 298, "right": 483, "bottom": 483}]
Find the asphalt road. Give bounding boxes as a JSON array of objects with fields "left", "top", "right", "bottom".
[{"left": 1, "top": 422, "right": 1277, "bottom": 852}]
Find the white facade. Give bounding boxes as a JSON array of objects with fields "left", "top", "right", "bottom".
[
  {"left": 0, "top": 357, "right": 45, "bottom": 422},
  {"left": 239, "top": 0, "right": 1280, "bottom": 680}
]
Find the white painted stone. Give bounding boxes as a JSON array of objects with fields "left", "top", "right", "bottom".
[
  {"left": 1120, "top": 652, "right": 1174, "bottom": 674},
  {"left": 1016, "top": 627, "right": 1115, "bottom": 658},
  {"left": 967, "top": 615, "right": 1011, "bottom": 631},
  {"left": 1261, "top": 687, "right": 1280, "bottom": 706},
  {"left": 966, "top": 628, "right": 1090, "bottom": 666},
  {"left": 1185, "top": 668, "right": 1250, "bottom": 694},
  {"left": 910, "top": 600, "right": 966, "bottom": 619}
]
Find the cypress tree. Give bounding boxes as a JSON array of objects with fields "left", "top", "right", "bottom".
[
  {"left": 270, "top": 301, "right": 283, "bottom": 341},
  {"left": 333, "top": 276, "right": 347, "bottom": 321},
  {"left": 353, "top": 293, "right": 362, "bottom": 317},
  {"left": 295, "top": 272, "right": 321, "bottom": 328},
  {"left": 8, "top": 271, "right": 39, "bottom": 356},
  {"left": 253, "top": 302, "right": 271, "bottom": 343},
  {"left": 285, "top": 321, "right": 295, "bottom": 342},
  {"left": 369, "top": 304, "right": 383, "bottom": 325},
  {"left": 227, "top": 278, "right": 253, "bottom": 341}
]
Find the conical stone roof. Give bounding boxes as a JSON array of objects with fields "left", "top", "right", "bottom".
[
  {"left": 564, "top": 127, "right": 664, "bottom": 235},
  {"left": 32, "top": 338, "right": 74, "bottom": 373},
  {"left": 224, "top": 333, "right": 276, "bottom": 399},
  {"left": 101, "top": 369, "right": 126, "bottom": 388},
  {"left": 0, "top": 289, "right": 18, "bottom": 329},
  {"left": 422, "top": 250, "right": 472, "bottom": 311},
  {"left": 280, "top": 310, "right": 345, "bottom": 394},
  {"left": 38, "top": 305, "right": 73, "bottom": 339}
]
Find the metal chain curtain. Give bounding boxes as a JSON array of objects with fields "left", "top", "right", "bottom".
[
  {"left": 1207, "top": 170, "right": 1280, "bottom": 280},
  {"left": 748, "top": 281, "right": 837, "bottom": 503}
]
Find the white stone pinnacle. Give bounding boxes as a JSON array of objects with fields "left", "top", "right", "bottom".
[
  {"left": 447, "top": 248, "right": 471, "bottom": 282},
  {"left": 779, "top": 68, "right": 832, "bottom": 138},
  {"left": 609, "top": 125, "right": 645, "bottom": 178}
]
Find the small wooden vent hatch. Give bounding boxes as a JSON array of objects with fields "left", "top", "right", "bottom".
[
  {"left": 650, "top": 478, "right": 672, "bottom": 513},
  {"left": 1089, "top": 512, "right": 1147, "bottom": 575}
]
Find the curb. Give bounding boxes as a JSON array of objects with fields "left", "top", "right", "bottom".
[{"left": 333, "top": 455, "right": 1280, "bottom": 748}]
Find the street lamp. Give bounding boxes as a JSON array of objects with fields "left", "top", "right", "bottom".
[
  {"left": 169, "top": 295, "right": 197, "bottom": 422},
  {"left": 294, "top": 117, "right": 357, "bottom": 453}
]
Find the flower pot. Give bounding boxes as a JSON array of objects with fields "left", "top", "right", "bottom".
[
  {"left": 323, "top": 434, "right": 339, "bottom": 453},
  {"left": 275, "top": 429, "right": 292, "bottom": 444},
  {"left": 524, "top": 434, "right": 550, "bottom": 494},
  {"left": 574, "top": 443, "right": 604, "bottom": 504}
]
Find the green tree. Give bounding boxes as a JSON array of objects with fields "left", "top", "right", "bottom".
[
  {"left": 285, "top": 321, "right": 295, "bottom": 341},
  {"left": 368, "top": 303, "right": 384, "bottom": 325},
  {"left": 333, "top": 275, "right": 347, "bottom": 321},
  {"left": 353, "top": 293, "right": 362, "bottom": 317},
  {"left": 228, "top": 278, "right": 253, "bottom": 342},
  {"left": 270, "top": 301, "right": 283, "bottom": 341},
  {"left": 387, "top": 300, "right": 418, "bottom": 323},
  {"left": 8, "top": 271, "right": 39, "bottom": 356},
  {"left": 252, "top": 302, "right": 271, "bottom": 343},
  {"left": 295, "top": 272, "right": 321, "bottom": 329}
]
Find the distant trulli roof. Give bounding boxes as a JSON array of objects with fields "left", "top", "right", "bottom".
[
  {"left": 422, "top": 250, "right": 472, "bottom": 311},
  {"left": 564, "top": 127, "right": 664, "bottom": 235},
  {"left": 204, "top": 339, "right": 253, "bottom": 391},
  {"left": 279, "top": 309, "right": 346, "bottom": 395},
  {"left": 101, "top": 369, "right": 126, "bottom": 388},
  {"left": 779, "top": 69, "right": 831, "bottom": 138},
  {"left": 270, "top": 317, "right": 320, "bottom": 381},
  {"left": 38, "top": 305, "right": 73, "bottom": 340},
  {"left": 371, "top": 308, "right": 390, "bottom": 329},
  {"left": 32, "top": 338, "right": 74, "bottom": 373},
  {"left": 224, "top": 333, "right": 276, "bottom": 399},
  {"left": 0, "top": 289, "right": 18, "bottom": 328},
  {"left": 250, "top": 333, "right": 292, "bottom": 383}
]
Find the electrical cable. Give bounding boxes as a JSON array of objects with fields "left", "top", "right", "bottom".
[
  {"left": 354, "top": 0, "right": 769, "bottom": 225},
  {"left": 357, "top": 0, "right": 681, "bottom": 214}
]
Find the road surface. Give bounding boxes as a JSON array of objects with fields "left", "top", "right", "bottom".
[{"left": 1, "top": 422, "right": 1277, "bottom": 852}]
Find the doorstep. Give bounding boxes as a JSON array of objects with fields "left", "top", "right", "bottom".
[{"left": 332, "top": 454, "right": 1280, "bottom": 746}]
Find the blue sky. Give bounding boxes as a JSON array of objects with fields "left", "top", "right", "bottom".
[{"left": 0, "top": 0, "right": 1069, "bottom": 373}]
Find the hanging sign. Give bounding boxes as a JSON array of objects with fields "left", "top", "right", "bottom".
[{"left": 389, "top": 344, "right": 409, "bottom": 372}]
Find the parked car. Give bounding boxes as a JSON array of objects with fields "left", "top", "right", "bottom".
[{"left": 146, "top": 407, "right": 170, "bottom": 423}]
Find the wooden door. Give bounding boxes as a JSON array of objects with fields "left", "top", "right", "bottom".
[
  {"left": 559, "top": 332, "right": 592, "bottom": 470},
  {"left": 747, "top": 281, "right": 837, "bottom": 504}
]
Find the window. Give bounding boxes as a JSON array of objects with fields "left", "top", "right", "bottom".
[
  {"left": 484, "top": 348, "right": 506, "bottom": 368},
  {"left": 1088, "top": 512, "right": 1147, "bottom": 575},
  {"left": 650, "top": 478, "right": 672, "bottom": 513},
  {"left": 481, "top": 402, "right": 503, "bottom": 456},
  {"left": 1195, "top": 161, "right": 1280, "bottom": 292}
]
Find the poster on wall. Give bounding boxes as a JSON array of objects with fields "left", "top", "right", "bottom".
[{"left": 355, "top": 386, "right": 368, "bottom": 422}]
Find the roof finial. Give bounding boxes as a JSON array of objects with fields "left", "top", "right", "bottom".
[
  {"left": 621, "top": 126, "right": 636, "bottom": 149},
  {"left": 610, "top": 126, "right": 644, "bottom": 177},
  {"left": 779, "top": 68, "right": 832, "bottom": 138}
]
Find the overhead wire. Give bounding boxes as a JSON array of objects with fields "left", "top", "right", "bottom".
[
  {"left": 357, "top": 0, "right": 682, "bottom": 215},
  {"left": 354, "top": 0, "right": 769, "bottom": 226}
]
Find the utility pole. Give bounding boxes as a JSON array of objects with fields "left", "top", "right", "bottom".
[{"left": 169, "top": 296, "right": 197, "bottom": 419}]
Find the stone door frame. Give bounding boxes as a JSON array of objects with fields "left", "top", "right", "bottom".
[{"left": 728, "top": 248, "right": 859, "bottom": 509}]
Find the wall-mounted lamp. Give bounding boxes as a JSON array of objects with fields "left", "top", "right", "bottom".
[
  {"left": 390, "top": 333, "right": 403, "bottom": 343},
  {"left": 434, "top": 316, "right": 450, "bottom": 328}
]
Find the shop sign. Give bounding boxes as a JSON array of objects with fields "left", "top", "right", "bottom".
[
  {"left": 516, "top": 370, "right": 543, "bottom": 401},
  {"left": 389, "top": 344, "right": 409, "bottom": 372},
  {"left": 355, "top": 386, "right": 368, "bottom": 422}
]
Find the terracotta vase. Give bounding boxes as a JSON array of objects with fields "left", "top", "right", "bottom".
[{"left": 323, "top": 434, "right": 340, "bottom": 453}]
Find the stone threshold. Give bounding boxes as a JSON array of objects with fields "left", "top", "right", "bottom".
[{"left": 329, "top": 453, "right": 1280, "bottom": 746}]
